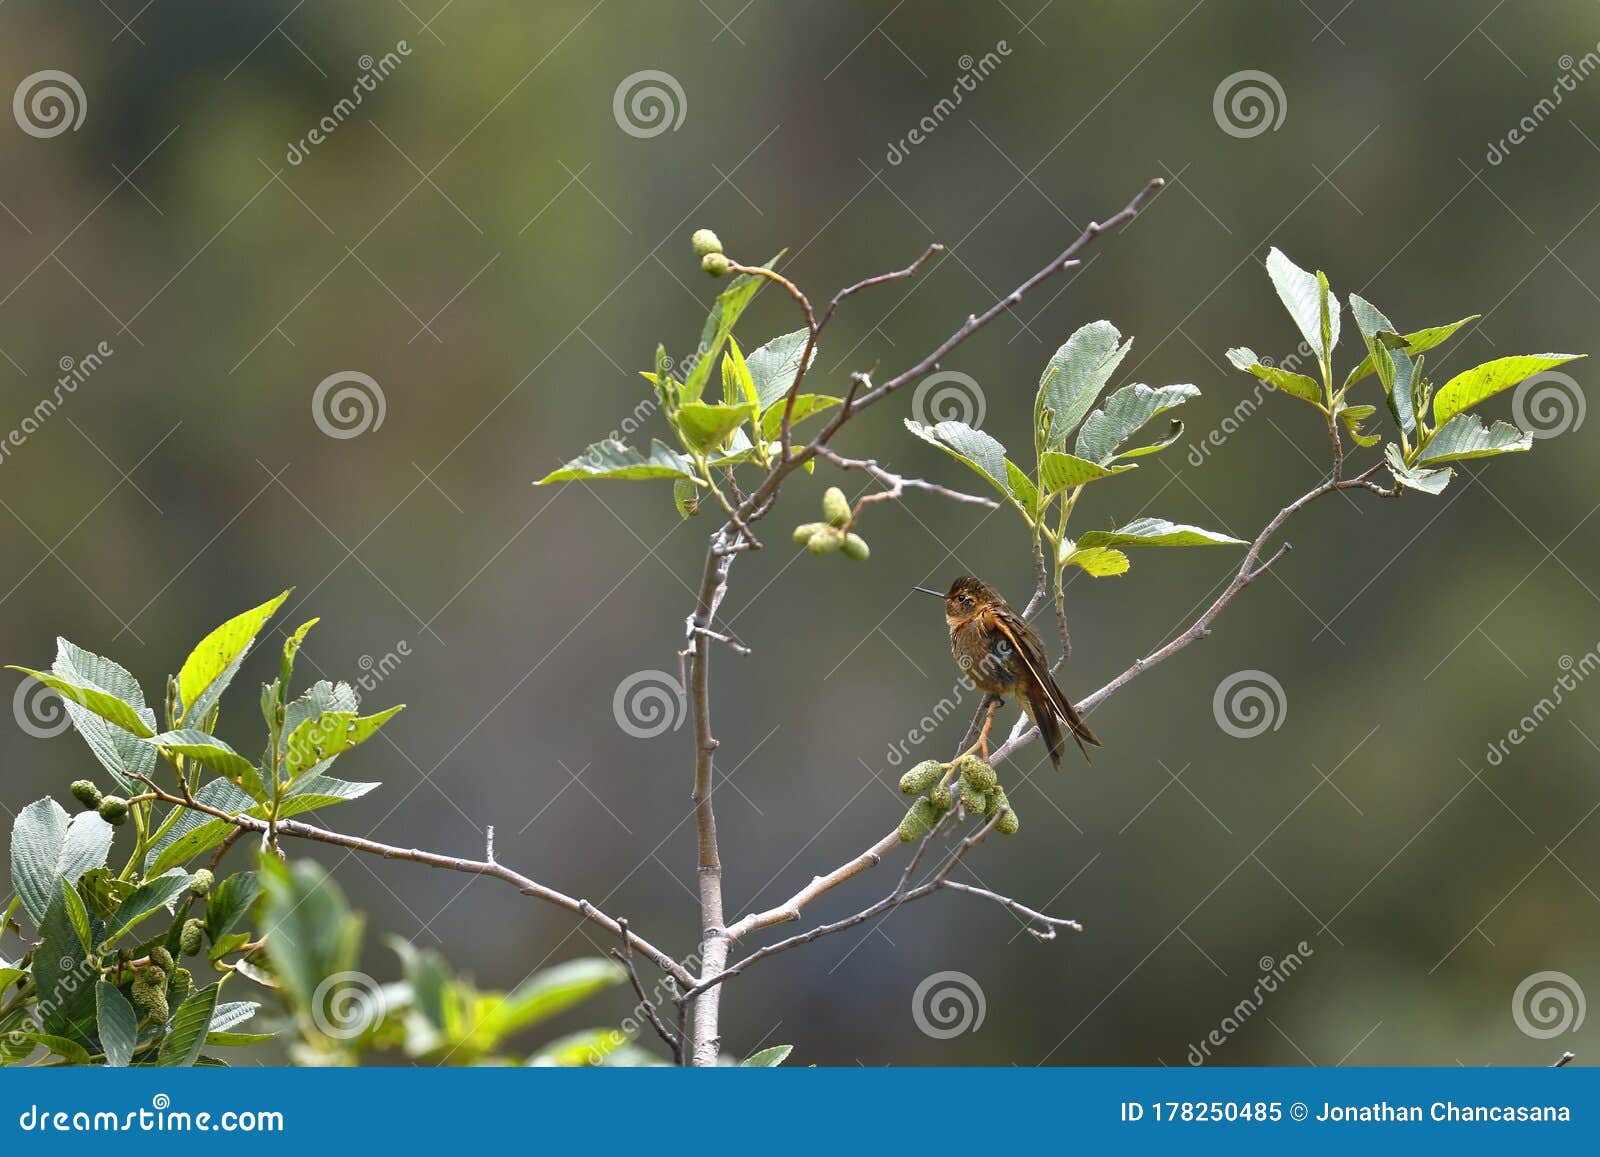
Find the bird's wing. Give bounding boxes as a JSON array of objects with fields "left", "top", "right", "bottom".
[{"left": 988, "top": 605, "right": 1101, "bottom": 751}]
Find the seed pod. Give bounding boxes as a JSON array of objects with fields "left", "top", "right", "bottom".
[
  {"left": 98, "top": 796, "right": 130, "bottom": 825},
  {"left": 996, "top": 808, "right": 1020, "bottom": 836},
  {"left": 927, "top": 784, "right": 954, "bottom": 814},
  {"left": 960, "top": 780, "right": 989, "bottom": 815},
  {"left": 957, "top": 755, "right": 998, "bottom": 791},
  {"left": 69, "top": 780, "right": 103, "bottom": 809},
  {"left": 701, "top": 252, "right": 732, "bottom": 277},
  {"left": 131, "top": 977, "right": 169, "bottom": 1023},
  {"left": 690, "top": 228, "right": 723, "bottom": 257},
  {"left": 822, "top": 487, "right": 851, "bottom": 528},
  {"left": 898, "top": 759, "right": 942, "bottom": 795},
  {"left": 792, "top": 522, "right": 826, "bottom": 546},
  {"left": 841, "top": 533, "right": 870, "bottom": 562},
  {"left": 897, "top": 798, "right": 937, "bottom": 843},
  {"left": 169, "top": 967, "right": 193, "bottom": 1005},
  {"left": 148, "top": 946, "right": 174, "bottom": 972},
  {"left": 189, "top": 869, "right": 214, "bottom": 897},
  {"left": 985, "top": 788, "right": 1008, "bottom": 820},
  {"left": 806, "top": 527, "right": 843, "bottom": 554},
  {"left": 180, "top": 919, "right": 204, "bottom": 956}
]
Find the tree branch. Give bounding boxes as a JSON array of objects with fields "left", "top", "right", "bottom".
[
  {"left": 611, "top": 917, "right": 683, "bottom": 1063},
  {"left": 812, "top": 445, "right": 1000, "bottom": 512}
]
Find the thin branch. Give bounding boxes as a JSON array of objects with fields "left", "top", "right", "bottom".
[
  {"left": 1555, "top": 1051, "right": 1576, "bottom": 1067},
  {"left": 812, "top": 445, "right": 1000, "bottom": 512},
  {"left": 819, "top": 243, "right": 944, "bottom": 329},
  {"left": 132, "top": 783, "right": 693, "bottom": 987},
  {"left": 611, "top": 917, "right": 682, "bottom": 1063}
]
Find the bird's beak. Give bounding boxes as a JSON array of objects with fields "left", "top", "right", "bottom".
[{"left": 911, "top": 586, "right": 945, "bottom": 599}]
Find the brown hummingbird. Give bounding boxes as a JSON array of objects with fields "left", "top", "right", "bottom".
[{"left": 914, "top": 576, "right": 1101, "bottom": 767}]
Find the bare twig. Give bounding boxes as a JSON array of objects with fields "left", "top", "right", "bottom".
[
  {"left": 1554, "top": 1051, "right": 1575, "bottom": 1067},
  {"left": 820, "top": 243, "right": 944, "bottom": 328},
  {"left": 813, "top": 445, "right": 1000, "bottom": 512},
  {"left": 611, "top": 918, "right": 683, "bottom": 1063}
]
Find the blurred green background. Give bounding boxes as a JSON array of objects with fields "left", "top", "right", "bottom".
[{"left": 2, "top": 0, "right": 1597, "bottom": 1066}]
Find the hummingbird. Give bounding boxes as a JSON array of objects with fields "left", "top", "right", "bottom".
[{"left": 914, "top": 576, "right": 1100, "bottom": 767}]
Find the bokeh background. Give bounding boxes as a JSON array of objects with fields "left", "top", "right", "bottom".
[{"left": 2, "top": 0, "right": 1597, "bottom": 1066}]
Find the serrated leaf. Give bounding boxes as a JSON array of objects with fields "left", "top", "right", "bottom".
[
  {"left": 145, "top": 780, "right": 256, "bottom": 875},
  {"left": 97, "top": 982, "right": 138, "bottom": 1067},
  {"left": 178, "top": 592, "right": 290, "bottom": 726},
  {"left": 282, "top": 706, "right": 403, "bottom": 782},
  {"left": 672, "top": 476, "right": 701, "bottom": 518},
  {"left": 1417, "top": 413, "right": 1533, "bottom": 465},
  {"left": 536, "top": 438, "right": 696, "bottom": 483},
  {"left": 746, "top": 328, "right": 816, "bottom": 410},
  {"left": 741, "top": 1044, "right": 794, "bottom": 1067},
  {"left": 1005, "top": 460, "right": 1040, "bottom": 521},
  {"left": 1348, "top": 295, "right": 1416, "bottom": 433},
  {"left": 1062, "top": 546, "right": 1130, "bottom": 576},
  {"left": 157, "top": 983, "right": 220, "bottom": 1067},
  {"left": 205, "top": 872, "right": 261, "bottom": 943},
  {"left": 1386, "top": 443, "right": 1453, "bottom": 495},
  {"left": 50, "top": 641, "right": 157, "bottom": 792},
  {"left": 1432, "top": 354, "right": 1585, "bottom": 426},
  {"left": 1345, "top": 312, "right": 1479, "bottom": 387},
  {"left": 1077, "top": 518, "right": 1248, "bottom": 549},
  {"left": 1037, "top": 451, "right": 1130, "bottom": 495},
  {"left": 1034, "top": 321, "right": 1131, "bottom": 452},
  {"left": 758, "top": 394, "right": 840, "bottom": 439},
  {"left": 1266, "top": 247, "right": 1338, "bottom": 361},
  {"left": 209, "top": 1000, "right": 261, "bottom": 1033},
  {"left": 903, "top": 419, "right": 1012, "bottom": 498},
  {"left": 10, "top": 798, "right": 69, "bottom": 925},
  {"left": 1337, "top": 402, "right": 1383, "bottom": 447},
  {"left": 102, "top": 869, "right": 191, "bottom": 946},
  {"left": 279, "top": 618, "right": 318, "bottom": 696},
  {"left": 148, "top": 730, "right": 259, "bottom": 786},
  {"left": 19, "top": 1032, "right": 93, "bottom": 1064},
  {"left": 684, "top": 253, "right": 781, "bottom": 402},
  {"left": 1074, "top": 383, "right": 1199, "bottom": 463},
  {"left": 676, "top": 400, "right": 757, "bottom": 453},
  {"left": 35, "top": 882, "right": 97, "bottom": 1041},
  {"left": 1225, "top": 347, "right": 1323, "bottom": 407},
  {"left": 720, "top": 337, "right": 758, "bottom": 408},
  {"left": 7, "top": 667, "right": 154, "bottom": 742}
]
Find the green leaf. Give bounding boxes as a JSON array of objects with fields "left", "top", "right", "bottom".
[
  {"left": 536, "top": 438, "right": 696, "bottom": 483},
  {"left": 1076, "top": 518, "right": 1248, "bottom": 549},
  {"left": 1337, "top": 403, "right": 1383, "bottom": 447},
  {"left": 1347, "top": 295, "right": 1415, "bottom": 433},
  {"left": 259, "top": 858, "right": 364, "bottom": 1017},
  {"left": 1266, "top": 247, "right": 1338, "bottom": 361},
  {"left": 61, "top": 879, "right": 92, "bottom": 955},
  {"left": 1037, "top": 451, "right": 1131, "bottom": 495},
  {"left": 96, "top": 982, "right": 138, "bottom": 1067},
  {"left": 528, "top": 1027, "right": 631, "bottom": 1067},
  {"left": 904, "top": 419, "right": 1011, "bottom": 497},
  {"left": 157, "top": 983, "right": 220, "bottom": 1067},
  {"left": 720, "top": 336, "right": 758, "bottom": 408},
  {"left": 50, "top": 640, "right": 157, "bottom": 792},
  {"left": 1074, "top": 383, "right": 1199, "bottom": 463},
  {"left": 758, "top": 394, "right": 840, "bottom": 439},
  {"left": 473, "top": 958, "right": 625, "bottom": 1044},
  {"left": 205, "top": 1031, "right": 275, "bottom": 1047},
  {"left": 672, "top": 476, "right": 701, "bottom": 518},
  {"left": 279, "top": 618, "right": 319, "bottom": 697},
  {"left": 278, "top": 773, "right": 380, "bottom": 815},
  {"left": 19, "top": 1032, "right": 93, "bottom": 1064},
  {"left": 282, "top": 705, "right": 403, "bottom": 782},
  {"left": 1432, "top": 354, "right": 1585, "bottom": 426},
  {"left": 148, "top": 730, "right": 259, "bottom": 785},
  {"left": 209, "top": 1000, "right": 262, "bottom": 1033},
  {"left": 741, "top": 1044, "right": 794, "bottom": 1066},
  {"left": 746, "top": 329, "right": 816, "bottom": 411},
  {"left": 145, "top": 780, "right": 255, "bottom": 875},
  {"left": 684, "top": 253, "right": 781, "bottom": 402},
  {"left": 178, "top": 592, "right": 290, "bottom": 726},
  {"left": 7, "top": 667, "right": 154, "bottom": 742},
  {"left": 35, "top": 881, "right": 97, "bottom": 1041},
  {"left": 1385, "top": 443, "right": 1453, "bottom": 495},
  {"left": 1344, "top": 312, "right": 1479, "bottom": 387},
  {"left": 102, "top": 869, "right": 191, "bottom": 947},
  {"left": 204, "top": 872, "right": 261, "bottom": 943},
  {"left": 1005, "top": 461, "right": 1040, "bottom": 521},
  {"left": 675, "top": 400, "right": 758, "bottom": 454},
  {"left": 1417, "top": 413, "right": 1533, "bottom": 465},
  {"left": 1034, "top": 320, "right": 1131, "bottom": 452},
  {"left": 1061, "top": 546, "right": 1130, "bottom": 577},
  {"left": 10, "top": 798, "right": 69, "bottom": 925},
  {"left": 1225, "top": 348, "right": 1323, "bottom": 407}
]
